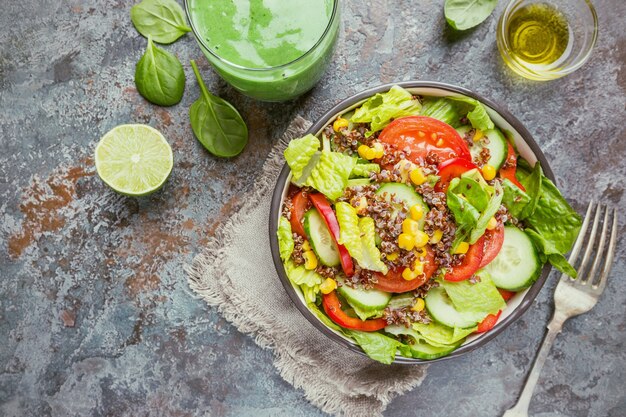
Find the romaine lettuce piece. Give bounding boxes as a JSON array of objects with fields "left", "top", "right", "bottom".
[
  {"left": 448, "top": 96, "right": 495, "bottom": 131},
  {"left": 305, "top": 151, "right": 355, "bottom": 201},
  {"left": 344, "top": 329, "right": 405, "bottom": 364},
  {"left": 470, "top": 180, "right": 503, "bottom": 244},
  {"left": 350, "top": 162, "right": 381, "bottom": 178},
  {"left": 420, "top": 97, "right": 462, "bottom": 127},
  {"left": 284, "top": 134, "right": 320, "bottom": 182},
  {"left": 441, "top": 273, "right": 506, "bottom": 314},
  {"left": 502, "top": 179, "right": 531, "bottom": 219},
  {"left": 277, "top": 217, "right": 294, "bottom": 261},
  {"left": 350, "top": 85, "right": 422, "bottom": 135},
  {"left": 412, "top": 321, "right": 477, "bottom": 346},
  {"left": 284, "top": 260, "right": 323, "bottom": 304},
  {"left": 350, "top": 304, "right": 384, "bottom": 321},
  {"left": 421, "top": 96, "right": 495, "bottom": 132},
  {"left": 335, "top": 203, "right": 388, "bottom": 274}
]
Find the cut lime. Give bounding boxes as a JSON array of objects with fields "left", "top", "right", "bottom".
[{"left": 95, "top": 124, "right": 173, "bottom": 196}]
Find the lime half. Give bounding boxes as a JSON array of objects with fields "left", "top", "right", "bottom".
[{"left": 95, "top": 124, "right": 173, "bottom": 196}]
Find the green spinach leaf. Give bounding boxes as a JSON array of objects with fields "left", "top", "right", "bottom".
[
  {"left": 189, "top": 60, "right": 248, "bottom": 157},
  {"left": 135, "top": 36, "right": 185, "bottom": 106},
  {"left": 444, "top": 0, "right": 498, "bottom": 31},
  {"left": 131, "top": 0, "right": 191, "bottom": 44},
  {"left": 525, "top": 229, "right": 577, "bottom": 277}
]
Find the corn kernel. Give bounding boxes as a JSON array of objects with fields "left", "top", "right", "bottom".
[
  {"left": 436, "top": 138, "right": 445, "bottom": 147},
  {"left": 431, "top": 133, "right": 438, "bottom": 140},
  {"left": 486, "top": 216, "right": 498, "bottom": 230},
  {"left": 413, "top": 230, "right": 430, "bottom": 248},
  {"left": 364, "top": 147, "right": 377, "bottom": 160},
  {"left": 303, "top": 250, "right": 318, "bottom": 270},
  {"left": 430, "top": 229, "right": 443, "bottom": 244},
  {"left": 371, "top": 142, "right": 385, "bottom": 159},
  {"left": 411, "top": 298, "right": 425, "bottom": 312},
  {"left": 357, "top": 145, "right": 371, "bottom": 159},
  {"left": 412, "top": 260, "right": 424, "bottom": 275},
  {"left": 402, "top": 267, "right": 419, "bottom": 281},
  {"left": 473, "top": 129, "right": 484, "bottom": 142},
  {"left": 386, "top": 252, "right": 399, "bottom": 261},
  {"left": 402, "top": 218, "right": 420, "bottom": 236},
  {"left": 333, "top": 117, "right": 349, "bottom": 132},
  {"left": 410, "top": 168, "right": 427, "bottom": 185},
  {"left": 398, "top": 233, "right": 415, "bottom": 251},
  {"left": 418, "top": 131, "right": 426, "bottom": 137},
  {"left": 410, "top": 204, "right": 424, "bottom": 221},
  {"left": 320, "top": 278, "right": 337, "bottom": 294},
  {"left": 302, "top": 241, "right": 311, "bottom": 251},
  {"left": 482, "top": 164, "right": 496, "bottom": 181},
  {"left": 454, "top": 242, "right": 470, "bottom": 255}
]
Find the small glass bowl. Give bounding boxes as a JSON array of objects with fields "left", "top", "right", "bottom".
[{"left": 497, "top": 0, "right": 598, "bottom": 81}]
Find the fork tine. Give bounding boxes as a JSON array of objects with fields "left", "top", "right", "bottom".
[
  {"left": 573, "top": 203, "right": 603, "bottom": 283},
  {"left": 585, "top": 206, "right": 610, "bottom": 287},
  {"left": 566, "top": 200, "right": 595, "bottom": 267},
  {"left": 595, "top": 208, "right": 618, "bottom": 293}
]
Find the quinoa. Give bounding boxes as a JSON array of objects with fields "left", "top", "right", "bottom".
[
  {"left": 384, "top": 306, "right": 432, "bottom": 327},
  {"left": 291, "top": 233, "right": 305, "bottom": 265}
]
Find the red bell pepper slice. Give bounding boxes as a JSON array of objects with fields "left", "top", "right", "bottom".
[
  {"left": 322, "top": 291, "right": 387, "bottom": 332},
  {"left": 476, "top": 310, "right": 502, "bottom": 333},
  {"left": 499, "top": 143, "right": 526, "bottom": 191},
  {"left": 498, "top": 289, "right": 516, "bottom": 301},
  {"left": 435, "top": 157, "right": 478, "bottom": 193},
  {"left": 309, "top": 193, "right": 355, "bottom": 276}
]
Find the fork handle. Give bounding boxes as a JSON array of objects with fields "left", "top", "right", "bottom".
[{"left": 504, "top": 312, "right": 567, "bottom": 416}]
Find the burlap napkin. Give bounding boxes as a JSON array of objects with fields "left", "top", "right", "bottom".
[{"left": 187, "top": 117, "right": 428, "bottom": 417}]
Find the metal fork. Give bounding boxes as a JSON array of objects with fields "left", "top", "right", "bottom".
[{"left": 503, "top": 201, "right": 618, "bottom": 417}]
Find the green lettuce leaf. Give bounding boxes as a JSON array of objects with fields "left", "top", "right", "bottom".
[
  {"left": 448, "top": 96, "right": 495, "bottom": 131},
  {"left": 284, "top": 260, "right": 323, "bottom": 303},
  {"left": 412, "top": 321, "right": 477, "bottom": 346},
  {"left": 351, "top": 304, "right": 384, "bottom": 321},
  {"left": 420, "top": 97, "right": 463, "bottom": 127},
  {"left": 525, "top": 229, "right": 577, "bottom": 278},
  {"left": 284, "top": 134, "right": 320, "bottom": 182},
  {"left": 470, "top": 181, "right": 503, "bottom": 243},
  {"left": 336, "top": 203, "right": 388, "bottom": 273},
  {"left": 305, "top": 151, "right": 355, "bottom": 201},
  {"left": 350, "top": 162, "right": 381, "bottom": 178},
  {"left": 446, "top": 178, "right": 481, "bottom": 249},
  {"left": 519, "top": 161, "right": 543, "bottom": 219},
  {"left": 525, "top": 177, "right": 582, "bottom": 254},
  {"left": 502, "top": 179, "right": 531, "bottom": 219},
  {"left": 350, "top": 85, "right": 422, "bottom": 134},
  {"left": 441, "top": 273, "right": 506, "bottom": 314},
  {"left": 344, "top": 329, "right": 404, "bottom": 364},
  {"left": 308, "top": 302, "right": 345, "bottom": 333},
  {"left": 277, "top": 217, "right": 294, "bottom": 261}
]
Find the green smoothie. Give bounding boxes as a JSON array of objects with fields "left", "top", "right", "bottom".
[{"left": 187, "top": 0, "right": 339, "bottom": 101}]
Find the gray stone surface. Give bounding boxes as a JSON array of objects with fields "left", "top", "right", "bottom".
[{"left": 1, "top": 0, "right": 625, "bottom": 416}]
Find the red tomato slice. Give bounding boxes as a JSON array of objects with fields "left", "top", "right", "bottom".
[
  {"left": 478, "top": 223, "right": 505, "bottom": 268},
  {"left": 435, "top": 157, "right": 478, "bottom": 193},
  {"left": 476, "top": 310, "right": 502, "bottom": 333},
  {"left": 309, "top": 193, "right": 355, "bottom": 276},
  {"left": 290, "top": 190, "right": 308, "bottom": 237},
  {"left": 373, "top": 247, "right": 438, "bottom": 293},
  {"left": 498, "top": 289, "right": 516, "bottom": 301},
  {"left": 444, "top": 237, "right": 485, "bottom": 281},
  {"left": 322, "top": 291, "right": 387, "bottom": 331},
  {"left": 378, "top": 116, "right": 472, "bottom": 164},
  {"left": 499, "top": 143, "right": 526, "bottom": 191}
]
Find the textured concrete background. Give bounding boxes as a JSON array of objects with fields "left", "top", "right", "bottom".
[{"left": 1, "top": 0, "right": 625, "bottom": 416}]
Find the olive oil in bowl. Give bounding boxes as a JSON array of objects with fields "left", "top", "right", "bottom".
[
  {"left": 507, "top": 4, "right": 570, "bottom": 69},
  {"left": 497, "top": 0, "right": 598, "bottom": 81}
]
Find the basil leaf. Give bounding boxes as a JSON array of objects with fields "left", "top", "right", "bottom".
[
  {"left": 131, "top": 0, "right": 191, "bottom": 44},
  {"left": 189, "top": 60, "right": 248, "bottom": 157},
  {"left": 135, "top": 36, "right": 185, "bottom": 106},
  {"left": 444, "top": 0, "right": 498, "bottom": 31}
]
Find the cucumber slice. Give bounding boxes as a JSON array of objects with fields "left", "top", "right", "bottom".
[
  {"left": 457, "top": 125, "right": 507, "bottom": 170},
  {"left": 387, "top": 293, "right": 415, "bottom": 310},
  {"left": 425, "top": 287, "right": 487, "bottom": 328},
  {"left": 337, "top": 280, "right": 391, "bottom": 311},
  {"left": 376, "top": 183, "right": 429, "bottom": 229},
  {"left": 385, "top": 325, "right": 460, "bottom": 360},
  {"left": 484, "top": 226, "right": 542, "bottom": 291},
  {"left": 303, "top": 209, "right": 340, "bottom": 267}
]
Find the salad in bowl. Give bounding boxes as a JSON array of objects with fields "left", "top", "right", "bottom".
[{"left": 271, "top": 84, "right": 581, "bottom": 364}]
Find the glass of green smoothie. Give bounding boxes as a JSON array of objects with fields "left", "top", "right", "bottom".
[{"left": 185, "top": 0, "right": 340, "bottom": 102}]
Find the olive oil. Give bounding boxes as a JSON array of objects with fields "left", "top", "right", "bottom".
[{"left": 505, "top": 3, "right": 571, "bottom": 70}]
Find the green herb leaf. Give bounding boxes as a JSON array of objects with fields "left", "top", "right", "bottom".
[
  {"left": 189, "top": 60, "right": 248, "bottom": 157},
  {"left": 134, "top": 36, "right": 185, "bottom": 106},
  {"left": 131, "top": 0, "right": 192, "bottom": 44},
  {"left": 444, "top": 0, "right": 498, "bottom": 31}
]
